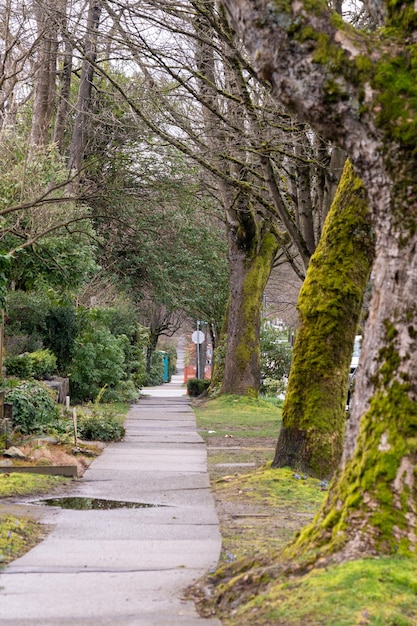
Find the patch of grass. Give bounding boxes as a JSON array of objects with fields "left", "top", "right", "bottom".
[
  {"left": 194, "top": 395, "right": 325, "bottom": 568},
  {"left": 194, "top": 395, "right": 281, "bottom": 440},
  {"left": 0, "top": 473, "right": 69, "bottom": 498},
  {"left": 0, "top": 473, "right": 70, "bottom": 567},
  {"left": 0, "top": 514, "right": 45, "bottom": 566},
  {"left": 217, "top": 465, "right": 325, "bottom": 512},
  {"left": 97, "top": 402, "right": 130, "bottom": 417},
  {"left": 213, "top": 466, "right": 325, "bottom": 563},
  {"left": 230, "top": 557, "right": 417, "bottom": 625}
]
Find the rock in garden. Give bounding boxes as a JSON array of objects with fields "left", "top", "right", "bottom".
[
  {"left": 36, "top": 436, "right": 59, "bottom": 445},
  {"left": 3, "top": 446, "right": 26, "bottom": 459}
]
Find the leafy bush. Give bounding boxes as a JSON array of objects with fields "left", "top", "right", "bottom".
[
  {"left": 4, "top": 354, "right": 33, "bottom": 378},
  {"left": 69, "top": 325, "right": 126, "bottom": 403},
  {"left": 141, "top": 351, "right": 165, "bottom": 386},
  {"left": 187, "top": 378, "right": 210, "bottom": 397},
  {"left": 29, "top": 349, "right": 57, "bottom": 379},
  {"left": 101, "top": 380, "right": 139, "bottom": 403},
  {"left": 4, "top": 381, "right": 60, "bottom": 434},
  {"left": 43, "top": 305, "right": 78, "bottom": 373},
  {"left": 97, "top": 304, "right": 138, "bottom": 340},
  {"left": 260, "top": 324, "right": 293, "bottom": 394},
  {"left": 262, "top": 377, "right": 288, "bottom": 398},
  {"left": 4, "top": 349, "right": 57, "bottom": 380},
  {"left": 5, "top": 290, "right": 50, "bottom": 339},
  {"left": 77, "top": 413, "right": 125, "bottom": 441}
]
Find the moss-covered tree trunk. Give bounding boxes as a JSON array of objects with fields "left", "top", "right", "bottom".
[
  {"left": 220, "top": 226, "right": 278, "bottom": 396},
  {"left": 289, "top": 160, "right": 417, "bottom": 561},
  {"left": 224, "top": 0, "right": 417, "bottom": 559},
  {"left": 273, "top": 161, "right": 374, "bottom": 477}
]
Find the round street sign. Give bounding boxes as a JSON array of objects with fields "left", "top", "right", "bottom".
[{"left": 192, "top": 330, "right": 205, "bottom": 344}]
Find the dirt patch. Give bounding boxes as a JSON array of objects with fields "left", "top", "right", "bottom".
[
  {"left": 206, "top": 435, "right": 323, "bottom": 563},
  {"left": 18, "top": 440, "right": 104, "bottom": 476},
  {"left": 2, "top": 439, "right": 105, "bottom": 478}
]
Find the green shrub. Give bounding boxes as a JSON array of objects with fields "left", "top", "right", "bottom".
[
  {"left": 4, "top": 349, "right": 57, "bottom": 380},
  {"left": 101, "top": 380, "right": 139, "bottom": 403},
  {"left": 261, "top": 377, "right": 288, "bottom": 397},
  {"left": 29, "top": 349, "right": 57, "bottom": 379},
  {"left": 187, "top": 378, "right": 210, "bottom": 397},
  {"left": 77, "top": 413, "right": 125, "bottom": 442},
  {"left": 43, "top": 305, "right": 78, "bottom": 373},
  {"left": 4, "top": 353, "right": 33, "bottom": 378},
  {"left": 142, "top": 351, "right": 165, "bottom": 386},
  {"left": 4, "top": 381, "right": 60, "bottom": 434},
  {"left": 69, "top": 325, "right": 126, "bottom": 403},
  {"left": 5, "top": 290, "right": 50, "bottom": 338},
  {"left": 260, "top": 324, "right": 293, "bottom": 391}
]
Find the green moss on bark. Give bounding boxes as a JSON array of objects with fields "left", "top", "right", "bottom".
[
  {"left": 221, "top": 231, "right": 278, "bottom": 396},
  {"left": 273, "top": 161, "right": 374, "bottom": 478},
  {"left": 287, "top": 317, "right": 417, "bottom": 562}
]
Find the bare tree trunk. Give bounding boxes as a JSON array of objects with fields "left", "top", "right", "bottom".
[
  {"left": 30, "top": 1, "right": 59, "bottom": 146},
  {"left": 194, "top": 6, "right": 279, "bottom": 394},
  {"left": 68, "top": 0, "right": 101, "bottom": 174},
  {"left": 53, "top": 0, "right": 73, "bottom": 153},
  {"left": 273, "top": 161, "right": 374, "bottom": 478},
  {"left": 294, "top": 129, "right": 316, "bottom": 256},
  {"left": 320, "top": 146, "right": 346, "bottom": 225}
]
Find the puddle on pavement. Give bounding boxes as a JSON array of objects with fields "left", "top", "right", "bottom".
[{"left": 34, "top": 497, "right": 164, "bottom": 510}]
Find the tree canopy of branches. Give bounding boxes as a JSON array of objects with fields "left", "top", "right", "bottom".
[{"left": 82, "top": 0, "right": 349, "bottom": 395}]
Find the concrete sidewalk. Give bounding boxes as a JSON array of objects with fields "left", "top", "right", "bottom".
[{"left": 0, "top": 374, "right": 222, "bottom": 625}]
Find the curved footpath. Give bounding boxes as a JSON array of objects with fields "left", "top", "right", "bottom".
[{"left": 0, "top": 370, "right": 222, "bottom": 625}]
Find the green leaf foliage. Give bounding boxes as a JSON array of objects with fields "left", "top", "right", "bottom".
[
  {"left": 76, "top": 413, "right": 125, "bottom": 442},
  {"left": 28, "top": 349, "right": 57, "bottom": 379},
  {"left": 69, "top": 325, "right": 126, "bottom": 403},
  {"left": 4, "top": 354, "right": 33, "bottom": 378},
  {"left": 187, "top": 378, "right": 210, "bottom": 397},
  {"left": 260, "top": 323, "right": 293, "bottom": 387},
  {"left": 5, "top": 290, "right": 51, "bottom": 350},
  {"left": 43, "top": 305, "right": 78, "bottom": 374},
  {"left": 4, "top": 381, "right": 60, "bottom": 434}
]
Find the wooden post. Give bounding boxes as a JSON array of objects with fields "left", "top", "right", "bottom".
[{"left": 72, "top": 407, "right": 78, "bottom": 446}]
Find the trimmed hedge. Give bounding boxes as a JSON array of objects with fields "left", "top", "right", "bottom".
[{"left": 186, "top": 378, "right": 210, "bottom": 397}]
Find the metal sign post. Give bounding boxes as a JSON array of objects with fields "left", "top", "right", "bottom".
[{"left": 191, "top": 321, "right": 205, "bottom": 379}]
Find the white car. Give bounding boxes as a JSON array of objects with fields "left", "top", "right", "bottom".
[{"left": 347, "top": 335, "right": 361, "bottom": 411}]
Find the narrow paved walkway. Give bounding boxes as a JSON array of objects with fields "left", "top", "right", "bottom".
[{"left": 0, "top": 368, "right": 222, "bottom": 625}]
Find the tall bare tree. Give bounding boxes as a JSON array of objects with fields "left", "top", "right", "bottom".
[
  {"left": 68, "top": 0, "right": 102, "bottom": 174},
  {"left": 94, "top": 0, "right": 345, "bottom": 394},
  {"left": 29, "top": 1, "right": 60, "bottom": 146}
]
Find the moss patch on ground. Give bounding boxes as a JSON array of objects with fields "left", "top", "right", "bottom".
[
  {"left": 0, "top": 473, "right": 70, "bottom": 566},
  {"left": 228, "top": 557, "right": 417, "bottom": 626},
  {"left": 0, "top": 472, "right": 69, "bottom": 498},
  {"left": 0, "top": 514, "right": 46, "bottom": 566},
  {"left": 214, "top": 465, "right": 325, "bottom": 563}
]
